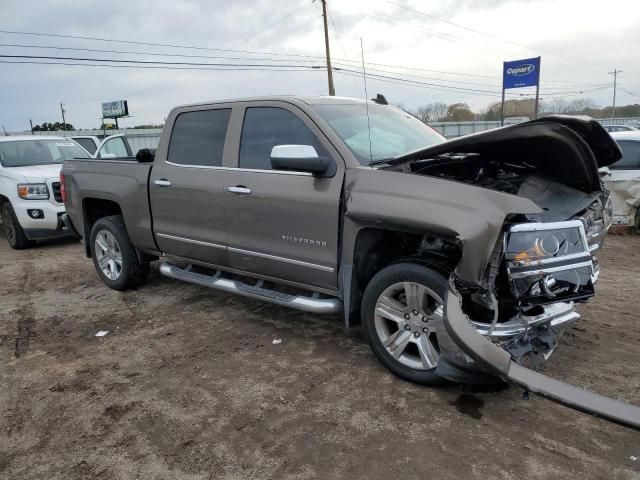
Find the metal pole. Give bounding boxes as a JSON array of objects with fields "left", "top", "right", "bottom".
[
  {"left": 60, "top": 103, "right": 66, "bottom": 130},
  {"left": 29, "top": 118, "right": 34, "bottom": 135},
  {"left": 321, "top": 0, "right": 336, "bottom": 96},
  {"left": 500, "top": 62, "right": 506, "bottom": 126},
  {"left": 608, "top": 69, "right": 621, "bottom": 119},
  {"left": 534, "top": 57, "right": 541, "bottom": 119}
]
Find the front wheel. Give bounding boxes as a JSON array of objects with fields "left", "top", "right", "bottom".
[
  {"left": 2, "top": 203, "right": 35, "bottom": 250},
  {"left": 90, "top": 215, "right": 149, "bottom": 290},
  {"left": 362, "top": 263, "right": 447, "bottom": 385}
]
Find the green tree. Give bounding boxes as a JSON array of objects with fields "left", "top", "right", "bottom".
[
  {"left": 32, "top": 122, "right": 74, "bottom": 131},
  {"left": 444, "top": 103, "right": 475, "bottom": 121}
]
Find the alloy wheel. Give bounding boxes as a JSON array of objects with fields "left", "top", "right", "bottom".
[
  {"left": 373, "top": 281, "right": 443, "bottom": 370},
  {"left": 94, "top": 229, "right": 123, "bottom": 281}
]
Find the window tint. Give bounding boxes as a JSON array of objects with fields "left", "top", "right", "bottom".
[
  {"left": 168, "top": 109, "right": 231, "bottom": 166},
  {"left": 74, "top": 138, "right": 97, "bottom": 154},
  {"left": 239, "top": 107, "right": 327, "bottom": 170},
  {"left": 611, "top": 141, "right": 640, "bottom": 170},
  {"left": 99, "top": 137, "right": 128, "bottom": 158}
]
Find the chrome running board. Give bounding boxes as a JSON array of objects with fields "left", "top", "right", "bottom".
[{"left": 159, "top": 262, "right": 343, "bottom": 314}]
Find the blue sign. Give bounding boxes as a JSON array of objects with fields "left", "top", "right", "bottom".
[{"left": 503, "top": 57, "right": 541, "bottom": 89}]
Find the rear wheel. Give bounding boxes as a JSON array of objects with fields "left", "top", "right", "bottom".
[
  {"left": 634, "top": 209, "right": 640, "bottom": 235},
  {"left": 362, "top": 263, "right": 447, "bottom": 385},
  {"left": 90, "top": 215, "right": 149, "bottom": 290},
  {"left": 1, "top": 203, "right": 35, "bottom": 250}
]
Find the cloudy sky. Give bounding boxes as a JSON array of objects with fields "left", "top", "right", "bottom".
[{"left": 1, "top": 0, "right": 639, "bottom": 131}]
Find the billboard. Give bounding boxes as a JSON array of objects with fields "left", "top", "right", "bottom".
[
  {"left": 503, "top": 57, "right": 541, "bottom": 89},
  {"left": 101, "top": 100, "right": 129, "bottom": 118}
]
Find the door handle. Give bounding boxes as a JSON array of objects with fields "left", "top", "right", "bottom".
[
  {"left": 225, "top": 186, "right": 252, "bottom": 195},
  {"left": 154, "top": 179, "right": 172, "bottom": 187}
]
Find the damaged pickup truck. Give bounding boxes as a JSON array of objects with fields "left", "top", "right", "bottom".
[{"left": 61, "top": 96, "right": 639, "bottom": 428}]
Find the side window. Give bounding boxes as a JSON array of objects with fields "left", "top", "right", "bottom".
[
  {"left": 75, "top": 138, "right": 97, "bottom": 154},
  {"left": 239, "top": 107, "right": 328, "bottom": 170},
  {"left": 99, "top": 137, "right": 128, "bottom": 158},
  {"left": 611, "top": 141, "right": 640, "bottom": 170},
  {"left": 168, "top": 109, "right": 231, "bottom": 166}
]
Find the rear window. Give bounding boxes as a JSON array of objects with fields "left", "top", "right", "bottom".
[
  {"left": 168, "top": 109, "right": 231, "bottom": 167},
  {"left": 0, "top": 139, "right": 89, "bottom": 167},
  {"left": 611, "top": 140, "right": 640, "bottom": 170}
]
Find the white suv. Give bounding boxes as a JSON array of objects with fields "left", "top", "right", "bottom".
[{"left": 0, "top": 135, "right": 90, "bottom": 249}]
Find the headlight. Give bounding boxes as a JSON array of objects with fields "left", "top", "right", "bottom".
[
  {"left": 505, "top": 221, "right": 595, "bottom": 304},
  {"left": 17, "top": 183, "right": 49, "bottom": 200},
  {"left": 506, "top": 224, "right": 587, "bottom": 264}
]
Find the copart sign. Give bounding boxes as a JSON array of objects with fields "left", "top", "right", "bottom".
[{"left": 503, "top": 57, "right": 541, "bottom": 89}]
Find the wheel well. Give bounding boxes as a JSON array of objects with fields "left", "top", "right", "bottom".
[
  {"left": 82, "top": 198, "right": 123, "bottom": 256},
  {"left": 347, "top": 228, "right": 461, "bottom": 325},
  {"left": 0, "top": 194, "right": 8, "bottom": 207}
]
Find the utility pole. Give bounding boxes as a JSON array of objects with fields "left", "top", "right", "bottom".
[
  {"left": 608, "top": 69, "right": 622, "bottom": 119},
  {"left": 320, "top": 0, "right": 336, "bottom": 96},
  {"left": 29, "top": 118, "right": 34, "bottom": 135},
  {"left": 60, "top": 103, "right": 67, "bottom": 131}
]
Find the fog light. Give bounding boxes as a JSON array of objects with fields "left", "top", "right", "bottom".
[{"left": 28, "top": 209, "right": 44, "bottom": 219}]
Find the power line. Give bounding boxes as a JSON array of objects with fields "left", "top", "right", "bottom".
[
  {"left": 0, "top": 59, "right": 326, "bottom": 72},
  {"left": 0, "top": 53, "right": 323, "bottom": 68}
]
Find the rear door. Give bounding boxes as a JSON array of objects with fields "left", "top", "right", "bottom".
[
  {"left": 223, "top": 101, "right": 345, "bottom": 290},
  {"left": 150, "top": 105, "right": 239, "bottom": 267}
]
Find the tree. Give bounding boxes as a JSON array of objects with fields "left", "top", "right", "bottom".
[
  {"left": 32, "top": 122, "right": 74, "bottom": 131},
  {"left": 415, "top": 102, "right": 448, "bottom": 123},
  {"left": 444, "top": 103, "right": 475, "bottom": 121}
]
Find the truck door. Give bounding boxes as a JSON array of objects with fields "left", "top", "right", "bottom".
[
  {"left": 223, "top": 102, "right": 345, "bottom": 291},
  {"left": 149, "top": 106, "right": 238, "bottom": 267}
]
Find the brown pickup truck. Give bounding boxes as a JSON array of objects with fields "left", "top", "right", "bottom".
[{"left": 61, "top": 96, "right": 639, "bottom": 429}]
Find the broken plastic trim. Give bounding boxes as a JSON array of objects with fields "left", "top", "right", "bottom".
[{"left": 443, "top": 279, "right": 640, "bottom": 430}]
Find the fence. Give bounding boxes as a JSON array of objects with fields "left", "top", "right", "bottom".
[{"left": 15, "top": 116, "right": 640, "bottom": 145}]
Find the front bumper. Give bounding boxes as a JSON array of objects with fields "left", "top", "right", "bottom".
[
  {"left": 443, "top": 283, "right": 640, "bottom": 430},
  {"left": 12, "top": 199, "right": 72, "bottom": 241}
]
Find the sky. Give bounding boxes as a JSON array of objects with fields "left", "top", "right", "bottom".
[{"left": 1, "top": 0, "right": 639, "bottom": 131}]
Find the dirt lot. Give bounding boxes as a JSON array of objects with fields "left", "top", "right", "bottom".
[{"left": 0, "top": 233, "right": 639, "bottom": 480}]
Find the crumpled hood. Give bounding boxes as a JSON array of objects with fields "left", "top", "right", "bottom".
[
  {"left": 388, "top": 116, "right": 622, "bottom": 192},
  {"left": 5, "top": 164, "right": 62, "bottom": 183}
]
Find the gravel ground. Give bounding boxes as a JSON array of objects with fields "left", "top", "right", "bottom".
[{"left": 0, "top": 233, "right": 639, "bottom": 479}]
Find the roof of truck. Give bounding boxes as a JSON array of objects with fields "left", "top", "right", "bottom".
[
  {"left": 0, "top": 135, "right": 66, "bottom": 142},
  {"left": 174, "top": 95, "right": 372, "bottom": 110}
]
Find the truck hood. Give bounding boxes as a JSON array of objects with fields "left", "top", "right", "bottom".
[
  {"left": 5, "top": 164, "right": 62, "bottom": 183},
  {"left": 388, "top": 115, "right": 622, "bottom": 192}
]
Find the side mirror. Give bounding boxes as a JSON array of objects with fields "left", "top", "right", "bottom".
[
  {"left": 270, "top": 145, "right": 333, "bottom": 176},
  {"left": 598, "top": 167, "right": 611, "bottom": 178}
]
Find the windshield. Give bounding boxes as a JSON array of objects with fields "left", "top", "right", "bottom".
[
  {"left": 314, "top": 103, "right": 445, "bottom": 165},
  {"left": 0, "top": 139, "right": 90, "bottom": 167}
]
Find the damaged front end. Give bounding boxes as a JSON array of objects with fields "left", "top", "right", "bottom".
[{"left": 386, "top": 116, "right": 640, "bottom": 428}]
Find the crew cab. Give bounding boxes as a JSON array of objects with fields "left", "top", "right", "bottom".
[
  {"left": 0, "top": 135, "right": 90, "bottom": 248},
  {"left": 61, "top": 96, "right": 639, "bottom": 428}
]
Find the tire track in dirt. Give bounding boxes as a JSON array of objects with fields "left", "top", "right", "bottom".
[{"left": 13, "top": 264, "right": 35, "bottom": 358}]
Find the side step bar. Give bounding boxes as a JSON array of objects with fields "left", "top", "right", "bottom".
[
  {"left": 159, "top": 262, "right": 343, "bottom": 314},
  {"left": 444, "top": 282, "right": 640, "bottom": 430}
]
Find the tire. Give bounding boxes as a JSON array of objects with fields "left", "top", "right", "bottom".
[
  {"left": 361, "top": 263, "right": 448, "bottom": 385},
  {"left": 634, "top": 209, "right": 640, "bottom": 235},
  {"left": 1, "top": 203, "right": 35, "bottom": 250},
  {"left": 90, "top": 215, "right": 149, "bottom": 290}
]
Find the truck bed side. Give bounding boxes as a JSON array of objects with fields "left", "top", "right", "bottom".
[{"left": 63, "top": 158, "right": 157, "bottom": 255}]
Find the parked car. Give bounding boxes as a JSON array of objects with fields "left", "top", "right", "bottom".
[
  {"left": 61, "top": 97, "right": 639, "bottom": 428},
  {"left": 70, "top": 135, "right": 102, "bottom": 155},
  {"left": 92, "top": 134, "right": 136, "bottom": 159},
  {"left": 0, "top": 135, "right": 90, "bottom": 248},
  {"left": 602, "top": 131, "right": 640, "bottom": 231},
  {"left": 602, "top": 124, "right": 639, "bottom": 133}
]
